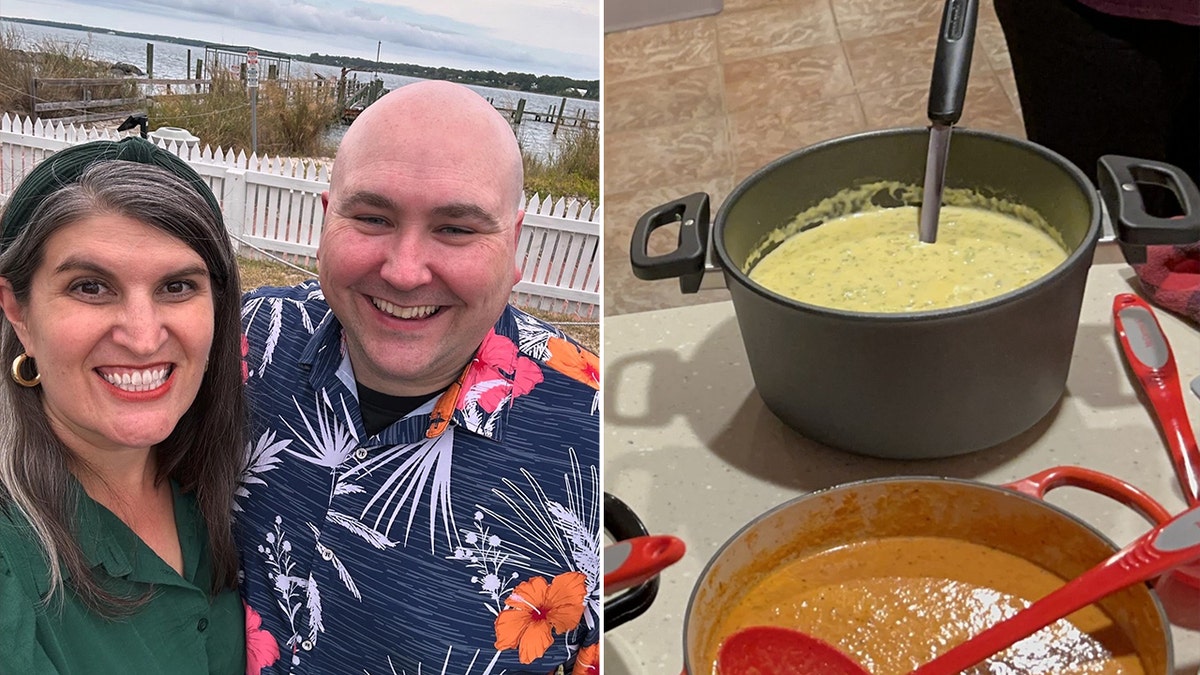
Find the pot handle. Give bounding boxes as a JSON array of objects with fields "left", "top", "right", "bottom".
[
  {"left": 928, "top": 0, "right": 979, "bottom": 125},
  {"left": 604, "top": 492, "right": 663, "bottom": 630},
  {"left": 630, "top": 192, "right": 714, "bottom": 294},
  {"left": 1003, "top": 465, "right": 1172, "bottom": 527},
  {"left": 1099, "top": 154, "right": 1200, "bottom": 264}
]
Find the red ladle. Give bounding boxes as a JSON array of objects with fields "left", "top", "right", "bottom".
[{"left": 716, "top": 502, "right": 1200, "bottom": 675}]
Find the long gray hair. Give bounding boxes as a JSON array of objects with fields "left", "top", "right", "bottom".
[{"left": 0, "top": 159, "right": 244, "bottom": 614}]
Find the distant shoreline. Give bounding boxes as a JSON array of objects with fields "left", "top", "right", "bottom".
[{"left": 0, "top": 15, "right": 598, "bottom": 100}]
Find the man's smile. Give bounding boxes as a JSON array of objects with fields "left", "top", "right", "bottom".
[{"left": 371, "top": 297, "right": 441, "bottom": 320}]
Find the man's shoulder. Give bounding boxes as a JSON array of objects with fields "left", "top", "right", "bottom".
[
  {"left": 500, "top": 304, "right": 596, "bottom": 359},
  {"left": 241, "top": 280, "right": 330, "bottom": 337},
  {"left": 242, "top": 279, "right": 324, "bottom": 305},
  {"left": 498, "top": 304, "right": 600, "bottom": 398},
  {"left": 240, "top": 280, "right": 331, "bottom": 372}
]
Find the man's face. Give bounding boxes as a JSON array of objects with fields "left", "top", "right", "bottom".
[{"left": 318, "top": 136, "right": 522, "bottom": 397}]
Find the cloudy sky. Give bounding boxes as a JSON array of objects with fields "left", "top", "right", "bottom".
[{"left": 0, "top": 0, "right": 600, "bottom": 78}]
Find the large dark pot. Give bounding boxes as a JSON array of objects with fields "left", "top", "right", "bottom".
[
  {"left": 682, "top": 467, "right": 1176, "bottom": 674},
  {"left": 631, "top": 128, "right": 1200, "bottom": 459}
]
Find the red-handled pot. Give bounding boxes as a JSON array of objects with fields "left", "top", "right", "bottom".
[
  {"left": 605, "top": 535, "right": 686, "bottom": 595},
  {"left": 681, "top": 467, "right": 1176, "bottom": 674},
  {"left": 604, "top": 492, "right": 686, "bottom": 631}
]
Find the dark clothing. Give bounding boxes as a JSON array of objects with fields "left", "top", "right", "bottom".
[
  {"left": 995, "top": 0, "right": 1200, "bottom": 185},
  {"left": 1075, "top": 0, "right": 1200, "bottom": 25}
]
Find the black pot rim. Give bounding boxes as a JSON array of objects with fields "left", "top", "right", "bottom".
[
  {"left": 680, "top": 474, "right": 1174, "bottom": 672},
  {"left": 712, "top": 127, "right": 1103, "bottom": 322}
]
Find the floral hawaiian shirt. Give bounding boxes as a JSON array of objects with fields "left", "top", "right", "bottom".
[{"left": 236, "top": 281, "right": 600, "bottom": 675}]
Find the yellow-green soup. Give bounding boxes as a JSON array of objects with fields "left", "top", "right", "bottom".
[{"left": 748, "top": 206, "right": 1067, "bottom": 313}]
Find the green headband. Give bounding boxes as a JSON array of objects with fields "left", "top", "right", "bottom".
[{"left": 0, "top": 137, "right": 222, "bottom": 252}]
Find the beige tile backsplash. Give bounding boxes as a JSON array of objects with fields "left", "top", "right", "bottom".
[{"left": 603, "top": 0, "right": 1026, "bottom": 315}]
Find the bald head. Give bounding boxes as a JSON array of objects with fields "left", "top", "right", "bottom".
[{"left": 334, "top": 81, "right": 525, "bottom": 216}]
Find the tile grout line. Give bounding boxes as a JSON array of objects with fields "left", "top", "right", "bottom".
[
  {"left": 711, "top": 15, "right": 738, "bottom": 189},
  {"left": 827, "top": 0, "right": 872, "bottom": 127}
]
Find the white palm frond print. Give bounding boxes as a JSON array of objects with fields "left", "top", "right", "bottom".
[
  {"left": 460, "top": 387, "right": 506, "bottom": 437},
  {"left": 304, "top": 571, "right": 323, "bottom": 643},
  {"left": 243, "top": 283, "right": 324, "bottom": 378},
  {"left": 309, "top": 522, "right": 364, "bottom": 600},
  {"left": 547, "top": 501, "right": 599, "bottom": 629},
  {"left": 367, "top": 649, "right": 502, "bottom": 675},
  {"left": 282, "top": 390, "right": 359, "bottom": 469},
  {"left": 479, "top": 448, "right": 599, "bottom": 626},
  {"left": 235, "top": 429, "right": 290, "bottom": 511},
  {"left": 341, "top": 429, "right": 459, "bottom": 554},
  {"left": 462, "top": 378, "right": 509, "bottom": 435},
  {"left": 324, "top": 510, "right": 395, "bottom": 550},
  {"left": 262, "top": 298, "right": 283, "bottom": 375},
  {"left": 513, "top": 310, "right": 562, "bottom": 361}
]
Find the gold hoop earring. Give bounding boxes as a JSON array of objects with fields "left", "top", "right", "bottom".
[{"left": 11, "top": 353, "right": 40, "bottom": 387}]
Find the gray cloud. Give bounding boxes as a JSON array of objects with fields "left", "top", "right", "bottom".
[{"left": 92, "top": 0, "right": 596, "bottom": 76}]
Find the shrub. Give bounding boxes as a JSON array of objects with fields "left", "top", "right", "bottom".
[
  {"left": 0, "top": 28, "right": 135, "bottom": 116},
  {"left": 150, "top": 69, "right": 338, "bottom": 156},
  {"left": 522, "top": 125, "right": 599, "bottom": 204}
]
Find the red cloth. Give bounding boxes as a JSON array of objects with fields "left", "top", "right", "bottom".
[{"left": 1133, "top": 243, "right": 1200, "bottom": 322}]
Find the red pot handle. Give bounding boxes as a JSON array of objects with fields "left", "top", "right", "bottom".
[
  {"left": 605, "top": 535, "right": 686, "bottom": 595},
  {"left": 1004, "top": 465, "right": 1172, "bottom": 526}
]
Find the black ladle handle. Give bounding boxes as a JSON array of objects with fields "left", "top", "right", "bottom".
[{"left": 928, "top": 0, "right": 979, "bottom": 125}]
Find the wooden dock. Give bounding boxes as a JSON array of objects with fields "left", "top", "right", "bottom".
[
  {"left": 340, "top": 91, "right": 596, "bottom": 133},
  {"left": 491, "top": 96, "right": 597, "bottom": 134}
]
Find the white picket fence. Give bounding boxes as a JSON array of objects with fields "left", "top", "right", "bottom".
[{"left": 0, "top": 114, "right": 600, "bottom": 318}]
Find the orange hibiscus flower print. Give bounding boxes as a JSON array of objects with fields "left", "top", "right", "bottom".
[
  {"left": 493, "top": 571, "right": 587, "bottom": 664},
  {"left": 573, "top": 643, "right": 599, "bottom": 675},
  {"left": 545, "top": 338, "right": 599, "bottom": 390}
]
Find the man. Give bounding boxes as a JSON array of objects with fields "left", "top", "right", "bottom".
[{"left": 236, "top": 81, "right": 600, "bottom": 674}]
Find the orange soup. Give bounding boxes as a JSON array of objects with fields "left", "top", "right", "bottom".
[{"left": 709, "top": 536, "right": 1144, "bottom": 675}]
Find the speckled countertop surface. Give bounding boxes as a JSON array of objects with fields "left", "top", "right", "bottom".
[{"left": 603, "top": 260, "right": 1200, "bottom": 675}]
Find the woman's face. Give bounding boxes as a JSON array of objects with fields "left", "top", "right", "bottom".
[{"left": 0, "top": 214, "right": 214, "bottom": 459}]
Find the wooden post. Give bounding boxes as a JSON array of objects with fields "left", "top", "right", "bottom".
[
  {"left": 513, "top": 98, "right": 526, "bottom": 125},
  {"left": 195, "top": 59, "right": 203, "bottom": 92},
  {"left": 553, "top": 96, "right": 566, "bottom": 136},
  {"left": 27, "top": 77, "right": 36, "bottom": 119},
  {"left": 186, "top": 48, "right": 191, "bottom": 78},
  {"left": 268, "top": 63, "right": 278, "bottom": 80},
  {"left": 146, "top": 43, "right": 154, "bottom": 79}
]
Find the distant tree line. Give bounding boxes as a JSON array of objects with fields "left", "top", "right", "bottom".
[
  {"left": 0, "top": 17, "right": 598, "bottom": 100},
  {"left": 305, "top": 53, "right": 598, "bottom": 100}
]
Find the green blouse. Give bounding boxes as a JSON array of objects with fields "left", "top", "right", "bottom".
[{"left": 0, "top": 481, "right": 245, "bottom": 674}]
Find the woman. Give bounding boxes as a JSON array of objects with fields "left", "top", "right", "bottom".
[{"left": 0, "top": 137, "right": 247, "bottom": 673}]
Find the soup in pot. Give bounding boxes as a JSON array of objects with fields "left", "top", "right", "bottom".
[
  {"left": 747, "top": 206, "right": 1067, "bottom": 313},
  {"left": 709, "top": 536, "right": 1143, "bottom": 675}
]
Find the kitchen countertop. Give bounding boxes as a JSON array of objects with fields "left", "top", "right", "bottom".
[{"left": 604, "top": 259, "right": 1200, "bottom": 675}]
